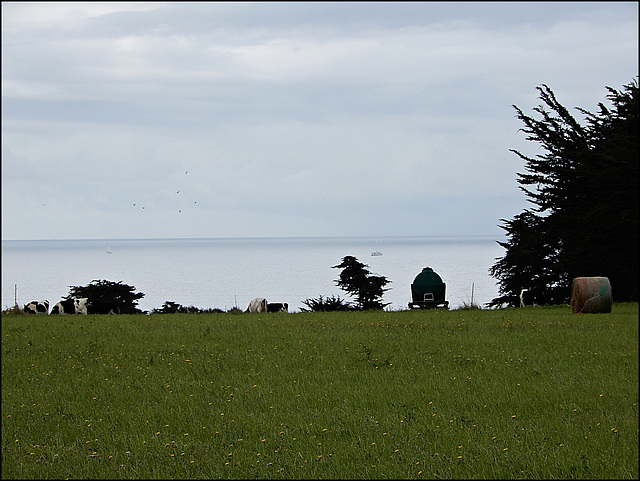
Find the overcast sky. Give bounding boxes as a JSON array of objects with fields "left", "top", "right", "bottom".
[{"left": 2, "top": 2, "right": 638, "bottom": 241}]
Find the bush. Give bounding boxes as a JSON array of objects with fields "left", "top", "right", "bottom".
[
  {"left": 1, "top": 305, "right": 23, "bottom": 316},
  {"left": 151, "top": 301, "right": 224, "bottom": 314},
  {"left": 300, "top": 294, "right": 352, "bottom": 312}
]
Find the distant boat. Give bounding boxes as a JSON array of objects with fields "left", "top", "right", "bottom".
[
  {"left": 106, "top": 245, "right": 112, "bottom": 254},
  {"left": 371, "top": 251, "right": 382, "bottom": 256}
]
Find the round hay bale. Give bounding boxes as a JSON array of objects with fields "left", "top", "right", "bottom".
[{"left": 570, "top": 277, "right": 612, "bottom": 314}]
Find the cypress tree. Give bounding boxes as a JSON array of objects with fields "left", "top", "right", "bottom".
[
  {"left": 333, "top": 256, "right": 390, "bottom": 310},
  {"left": 490, "top": 80, "right": 638, "bottom": 306}
]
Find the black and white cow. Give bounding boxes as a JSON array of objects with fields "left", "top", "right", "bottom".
[
  {"left": 246, "top": 298, "right": 268, "bottom": 313},
  {"left": 267, "top": 302, "right": 288, "bottom": 313},
  {"left": 24, "top": 300, "right": 49, "bottom": 314},
  {"left": 519, "top": 289, "right": 536, "bottom": 307},
  {"left": 50, "top": 298, "right": 89, "bottom": 315}
]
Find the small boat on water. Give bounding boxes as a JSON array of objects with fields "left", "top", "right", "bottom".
[
  {"left": 371, "top": 251, "right": 382, "bottom": 256},
  {"left": 106, "top": 245, "right": 112, "bottom": 254}
]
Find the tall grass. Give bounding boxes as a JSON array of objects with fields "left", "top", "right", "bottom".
[{"left": 2, "top": 304, "right": 638, "bottom": 479}]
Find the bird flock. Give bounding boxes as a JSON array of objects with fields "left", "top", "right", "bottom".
[
  {"left": 38, "top": 169, "right": 200, "bottom": 217},
  {"left": 131, "top": 170, "right": 199, "bottom": 214}
]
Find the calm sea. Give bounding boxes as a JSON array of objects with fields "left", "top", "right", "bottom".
[{"left": 1, "top": 236, "right": 505, "bottom": 312}]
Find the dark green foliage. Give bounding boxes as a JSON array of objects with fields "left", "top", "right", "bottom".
[
  {"left": 151, "top": 301, "right": 197, "bottom": 314},
  {"left": 490, "top": 80, "right": 639, "bottom": 307},
  {"left": 151, "top": 301, "right": 224, "bottom": 314},
  {"left": 67, "top": 279, "right": 145, "bottom": 314},
  {"left": 333, "top": 256, "right": 390, "bottom": 310},
  {"left": 1, "top": 305, "right": 23, "bottom": 316},
  {"left": 300, "top": 294, "right": 352, "bottom": 312}
]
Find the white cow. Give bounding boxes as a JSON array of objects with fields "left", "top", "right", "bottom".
[
  {"left": 24, "top": 300, "right": 49, "bottom": 314},
  {"left": 51, "top": 298, "right": 89, "bottom": 315},
  {"left": 246, "top": 298, "right": 268, "bottom": 313}
]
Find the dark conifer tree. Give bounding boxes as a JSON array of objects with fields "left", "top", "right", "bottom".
[
  {"left": 490, "top": 80, "right": 638, "bottom": 306},
  {"left": 333, "top": 256, "right": 390, "bottom": 310}
]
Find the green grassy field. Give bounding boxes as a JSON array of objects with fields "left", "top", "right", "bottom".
[{"left": 2, "top": 304, "right": 638, "bottom": 479}]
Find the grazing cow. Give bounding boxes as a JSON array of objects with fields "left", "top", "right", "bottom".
[
  {"left": 267, "top": 302, "right": 288, "bottom": 313},
  {"left": 74, "top": 298, "right": 89, "bottom": 315},
  {"left": 51, "top": 298, "right": 89, "bottom": 315},
  {"left": 24, "top": 300, "right": 49, "bottom": 315},
  {"left": 246, "top": 298, "right": 268, "bottom": 313},
  {"left": 519, "top": 289, "right": 536, "bottom": 307}
]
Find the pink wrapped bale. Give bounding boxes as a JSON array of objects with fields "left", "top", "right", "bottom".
[{"left": 570, "top": 277, "right": 612, "bottom": 314}]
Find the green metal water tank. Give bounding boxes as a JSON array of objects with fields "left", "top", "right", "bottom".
[{"left": 409, "top": 267, "right": 449, "bottom": 309}]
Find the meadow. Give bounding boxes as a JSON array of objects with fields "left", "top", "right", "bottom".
[{"left": 2, "top": 304, "right": 638, "bottom": 479}]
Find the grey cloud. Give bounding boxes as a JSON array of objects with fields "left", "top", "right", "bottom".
[{"left": 1, "top": 2, "right": 637, "bottom": 240}]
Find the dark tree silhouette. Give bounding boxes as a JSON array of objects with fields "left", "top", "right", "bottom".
[
  {"left": 150, "top": 301, "right": 223, "bottom": 314},
  {"left": 333, "top": 256, "right": 390, "bottom": 310},
  {"left": 490, "top": 80, "right": 638, "bottom": 306},
  {"left": 68, "top": 279, "right": 145, "bottom": 314}
]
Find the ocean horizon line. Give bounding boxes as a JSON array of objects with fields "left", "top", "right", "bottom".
[
  {"left": 2, "top": 234, "right": 504, "bottom": 244},
  {"left": 2, "top": 233, "right": 505, "bottom": 311}
]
